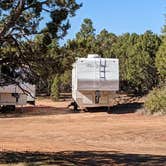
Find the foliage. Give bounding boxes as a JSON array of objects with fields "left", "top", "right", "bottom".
[
  {"left": 0, "top": 0, "right": 81, "bottom": 85},
  {"left": 107, "top": 31, "right": 161, "bottom": 94},
  {"left": 124, "top": 47, "right": 154, "bottom": 93},
  {"left": 64, "top": 19, "right": 162, "bottom": 94},
  {"left": 51, "top": 75, "right": 60, "bottom": 101},
  {"left": 0, "top": 9, "right": 163, "bottom": 96},
  {"left": 0, "top": 0, "right": 81, "bottom": 41},
  {"left": 95, "top": 29, "right": 117, "bottom": 57},
  {"left": 155, "top": 37, "right": 166, "bottom": 83},
  {"left": 60, "top": 70, "right": 71, "bottom": 93},
  {"left": 76, "top": 18, "right": 95, "bottom": 39},
  {"left": 33, "top": 37, "right": 72, "bottom": 95},
  {"left": 145, "top": 86, "right": 166, "bottom": 115},
  {"left": 66, "top": 18, "right": 96, "bottom": 58},
  {"left": 110, "top": 33, "right": 138, "bottom": 91}
]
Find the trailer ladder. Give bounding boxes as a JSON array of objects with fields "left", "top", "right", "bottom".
[{"left": 99, "top": 58, "right": 106, "bottom": 80}]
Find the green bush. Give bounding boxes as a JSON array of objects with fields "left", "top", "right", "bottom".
[
  {"left": 145, "top": 86, "right": 166, "bottom": 115},
  {"left": 60, "top": 70, "right": 72, "bottom": 93},
  {"left": 155, "top": 37, "right": 166, "bottom": 83},
  {"left": 51, "top": 75, "right": 60, "bottom": 101}
]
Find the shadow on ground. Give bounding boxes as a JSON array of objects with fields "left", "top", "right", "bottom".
[
  {"left": 0, "top": 106, "right": 73, "bottom": 118},
  {"left": 110, "top": 102, "right": 144, "bottom": 114},
  {"left": 0, "top": 102, "right": 144, "bottom": 118},
  {"left": 87, "top": 102, "right": 144, "bottom": 114},
  {"left": 0, "top": 151, "right": 165, "bottom": 166}
]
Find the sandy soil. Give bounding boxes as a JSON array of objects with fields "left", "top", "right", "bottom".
[{"left": 0, "top": 98, "right": 166, "bottom": 165}]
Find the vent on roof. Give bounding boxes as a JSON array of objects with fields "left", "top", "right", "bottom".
[{"left": 87, "top": 54, "right": 100, "bottom": 58}]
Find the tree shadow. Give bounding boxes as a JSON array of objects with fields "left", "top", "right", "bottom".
[{"left": 0, "top": 151, "right": 165, "bottom": 166}]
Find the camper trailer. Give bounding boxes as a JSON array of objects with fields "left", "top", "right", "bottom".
[
  {"left": 0, "top": 65, "right": 36, "bottom": 111},
  {"left": 72, "top": 54, "right": 119, "bottom": 111},
  {"left": 0, "top": 83, "right": 35, "bottom": 111}
]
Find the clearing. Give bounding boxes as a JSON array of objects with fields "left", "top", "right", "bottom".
[{"left": 0, "top": 98, "right": 166, "bottom": 165}]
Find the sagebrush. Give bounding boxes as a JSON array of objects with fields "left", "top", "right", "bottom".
[{"left": 145, "top": 86, "right": 166, "bottom": 114}]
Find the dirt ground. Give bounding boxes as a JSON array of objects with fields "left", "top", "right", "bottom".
[{"left": 0, "top": 97, "right": 166, "bottom": 165}]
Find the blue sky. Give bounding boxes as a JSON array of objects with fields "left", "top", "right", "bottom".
[{"left": 60, "top": 0, "right": 165, "bottom": 44}]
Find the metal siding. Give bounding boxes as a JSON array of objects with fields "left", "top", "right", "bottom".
[
  {"left": 0, "top": 93, "right": 27, "bottom": 105},
  {"left": 76, "top": 58, "right": 119, "bottom": 91},
  {"left": 17, "top": 94, "right": 27, "bottom": 105},
  {"left": 0, "top": 83, "right": 35, "bottom": 106},
  {"left": 21, "top": 83, "right": 36, "bottom": 102},
  {"left": 72, "top": 63, "right": 77, "bottom": 100},
  {"left": 0, "top": 85, "right": 22, "bottom": 93},
  {"left": 72, "top": 57, "right": 119, "bottom": 108}
]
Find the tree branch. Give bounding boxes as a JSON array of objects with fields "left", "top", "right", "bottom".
[{"left": 0, "top": 0, "right": 25, "bottom": 41}]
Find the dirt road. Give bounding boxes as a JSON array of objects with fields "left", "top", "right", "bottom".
[{"left": 0, "top": 98, "right": 166, "bottom": 165}]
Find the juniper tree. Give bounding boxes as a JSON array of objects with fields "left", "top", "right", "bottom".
[{"left": 0, "top": 0, "right": 81, "bottom": 85}]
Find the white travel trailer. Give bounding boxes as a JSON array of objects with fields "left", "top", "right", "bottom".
[
  {"left": 0, "top": 83, "right": 35, "bottom": 111},
  {"left": 0, "top": 64, "right": 36, "bottom": 111},
  {"left": 72, "top": 54, "right": 119, "bottom": 111}
]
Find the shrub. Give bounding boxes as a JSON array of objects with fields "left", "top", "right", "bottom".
[
  {"left": 155, "top": 37, "right": 166, "bottom": 83},
  {"left": 51, "top": 75, "right": 60, "bottom": 101},
  {"left": 145, "top": 86, "right": 166, "bottom": 115},
  {"left": 60, "top": 70, "right": 71, "bottom": 93}
]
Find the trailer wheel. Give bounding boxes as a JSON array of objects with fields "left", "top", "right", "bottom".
[
  {"left": 8, "top": 105, "right": 16, "bottom": 111},
  {"left": 1, "top": 105, "right": 15, "bottom": 112}
]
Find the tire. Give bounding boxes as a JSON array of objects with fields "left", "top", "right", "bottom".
[{"left": 1, "top": 105, "right": 15, "bottom": 112}]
